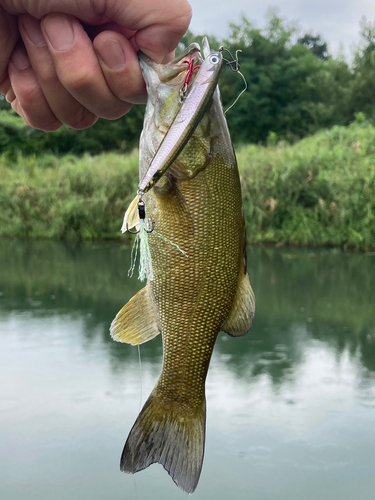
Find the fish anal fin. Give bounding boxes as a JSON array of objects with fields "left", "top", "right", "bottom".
[
  {"left": 222, "top": 269, "right": 255, "bottom": 337},
  {"left": 110, "top": 286, "right": 160, "bottom": 345}
]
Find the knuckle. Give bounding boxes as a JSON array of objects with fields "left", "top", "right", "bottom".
[
  {"left": 37, "top": 66, "right": 59, "bottom": 87},
  {"left": 17, "top": 84, "right": 44, "bottom": 114},
  {"left": 13, "top": 83, "right": 61, "bottom": 131},
  {"left": 66, "top": 109, "right": 98, "bottom": 130},
  {"left": 26, "top": 117, "right": 61, "bottom": 132},
  {"left": 41, "top": 120, "right": 62, "bottom": 132},
  {"left": 99, "top": 103, "right": 132, "bottom": 120},
  {"left": 62, "top": 68, "right": 95, "bottom": 94}
]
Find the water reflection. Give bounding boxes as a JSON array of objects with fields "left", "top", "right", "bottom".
[{"left": 0, "top": 239, "right": 374, "bottom": 499}]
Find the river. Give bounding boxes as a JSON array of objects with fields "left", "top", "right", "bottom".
[{"left": 0, "top": 239, "right": 374, "bottom": 499}]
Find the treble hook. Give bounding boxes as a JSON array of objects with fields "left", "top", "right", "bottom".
[
  {"left": 179, "top": 59, "right": 201, "bottom": 103},
  {"left": 127, "top": 198, "right": 155, "bottom": 234}
]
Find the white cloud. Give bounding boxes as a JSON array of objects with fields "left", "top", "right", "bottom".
[{"left": 188, "top": 0, "right": 375, "bottom": 58}]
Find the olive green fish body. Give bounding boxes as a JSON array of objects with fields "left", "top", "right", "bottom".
[
  {"left": 111, "top": 42, "right": 255, "bottom": 493},
  {"left": 149, "top": 99, "right": 244, "bottom": 394}
]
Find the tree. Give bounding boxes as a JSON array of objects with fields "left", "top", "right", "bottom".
[
  {"left": 297, "top": 34, "right": 329, "bottom": 60},
  {"left": 349, "top": 18, "right": 375, "bottom": 120},
  {"left": 219, "top": 14, "right": 351, "bottom": 144}
]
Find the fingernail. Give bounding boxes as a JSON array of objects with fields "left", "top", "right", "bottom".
[
  {"left": 43, "top": 14, "right": 74, "bottom": 51},
  {"left": 11, "top": 49, "right": 30, "bottom": 70},
  {"left": 23, "top": 16, "right": 46, "bottom": 46},
  {"left": 96, "top": 39, "right": 126, "bottom": 71}
]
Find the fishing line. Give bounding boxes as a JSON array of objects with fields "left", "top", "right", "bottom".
[
  {"left": 132, "top": 476, "right": 140, "bottom": 500},
  {"left": 220, "top": 47, "right": 248, "bottom": 114},
  {"left": 137, "top": 345, "right": 143, "bottom": 411},
  {"left": 153, "top": 231, "right": 188, "bottom": 257}
]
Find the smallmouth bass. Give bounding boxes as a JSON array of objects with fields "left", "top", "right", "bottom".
[{"left": 111, "top": 38, "right": 255, "bottom": 493}]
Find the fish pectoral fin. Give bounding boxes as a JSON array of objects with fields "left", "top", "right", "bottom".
[
  {"left": 110, "top": 286, "right": 160, "bottom": 345},
  {"left": 222, "top": 270, "right": 255, "bottom": 337},
  {"left": 121, "top": 195, "right": 139, "bottom": 233},
  {"left": 155, "top": 178, "right": 193, "bottom": 233}
]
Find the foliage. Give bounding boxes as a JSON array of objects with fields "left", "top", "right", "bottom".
[
  {"left": 0, "top": 95, "right": 10, "bottom": 110},
  {"left": 349, "top": 17, "right": 375, "bottom": 121},
  {"left": 0, "top": 151, "right": 138, "bottom": 241},
  {"left": 239, "top": 115, "right": 375, "bottom": 249},
  {"left": 1, "top": 119, "right": 374, "bottom": 249},
  {"left": 220, "top": 13, "right": 353, "bottom": 144},
  {"left": 297, "top": 33, "right": 328, "bottom": 60},
  {"left": 0, "top": 106, "right": 144, "bottom": 160}
]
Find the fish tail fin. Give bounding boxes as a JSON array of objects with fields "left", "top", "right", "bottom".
[{"left": 121, "top": 388, "right": 206, "bottom": 494}]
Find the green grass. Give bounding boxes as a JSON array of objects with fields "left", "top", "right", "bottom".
[
  {"left": 1, "top": 118, "right": 374, "bottom": 249},
  {"left": 0, "top": 151, "right": 138, "bottom": 241},
  {"left": 239, "top": 117, "right": 375, "bottom": 249}
]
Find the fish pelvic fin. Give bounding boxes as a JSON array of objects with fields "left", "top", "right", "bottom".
[
  {"left": 121, "top": 388, "right": 206, "bottom": 494},
  {"left": 121, "top": 195, "right": 139, "bottom": 233},
  {"left": 222, "top": 265, "right": 255, "bottom": 337},
  {"left": 110, "top": 286, "right": 160, "bottom": 345}
]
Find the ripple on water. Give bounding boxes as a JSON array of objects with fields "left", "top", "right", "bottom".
[
  {"left": 274, "top": 343, "right": 288, "bottom": 352},
  {"left": 356, "top": 387, "right": 375, "bottom": 408},
  {"left": 256, "top": 350, "right": 289, "bottom": 366},
  {"left": 71, "top": 392, "right": 92, "bottom": 403}
]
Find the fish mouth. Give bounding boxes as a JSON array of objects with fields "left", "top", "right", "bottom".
[
  {"left": 139, "top": 43, "right": 202, "bottom": 85},
  {"left": 168, "top": 42, "right": 201, "bottom": 65}
]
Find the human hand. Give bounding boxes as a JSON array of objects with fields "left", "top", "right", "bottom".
[{"left": 0, "top": 0, "right": 192, "bottom": 131}]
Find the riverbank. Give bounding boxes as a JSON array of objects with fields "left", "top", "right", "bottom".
[{"left": 1, "top": 119, "right": 374, "bottom": 249}]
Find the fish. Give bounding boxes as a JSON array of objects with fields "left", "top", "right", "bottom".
[{"left": 110, "top": 38, "right": 255, "bottom": 494}]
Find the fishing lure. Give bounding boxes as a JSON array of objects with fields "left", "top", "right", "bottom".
[{"left": 137, "top": 47, "right": 223, "bottom": 196}]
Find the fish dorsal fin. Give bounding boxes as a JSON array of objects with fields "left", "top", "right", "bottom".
[
  {"left": 110, "top": 286, "right": 161, "bottom": 345},
  {"left": 222, "top": 268, "right": 255, "bottom": 337},
  {"left": 121, "top": 195, "right": 139, "bottom": 233}
]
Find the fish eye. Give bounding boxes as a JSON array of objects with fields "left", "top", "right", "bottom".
[{"left": 209, "top": 54, "right": 220, "bottom": 65}]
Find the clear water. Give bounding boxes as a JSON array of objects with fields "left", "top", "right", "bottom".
[{"left": 0, "top": 239, "right": 374, "bottom": 499}]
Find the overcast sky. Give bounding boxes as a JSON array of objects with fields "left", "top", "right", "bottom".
[{"left": 188, "top": 0, "right": 375, "bottom": 58}]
